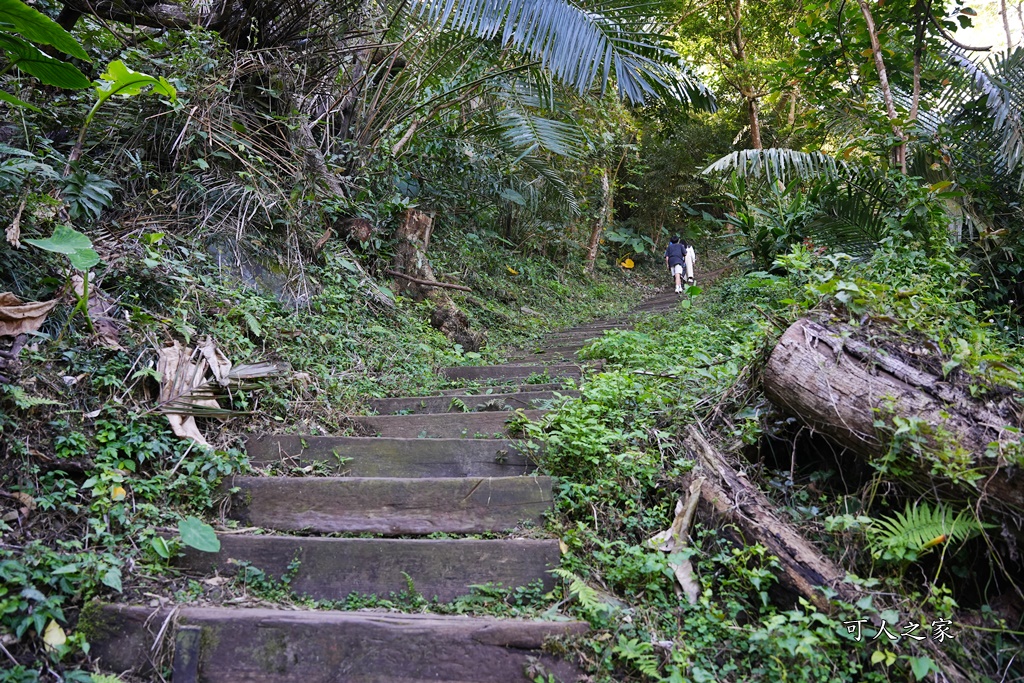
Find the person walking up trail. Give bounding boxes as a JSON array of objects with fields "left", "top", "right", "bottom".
[
  {"left": 685, "top": 241, "right": 696, "bottom": 285},
  {"left": 665, "top": 236, "right": 688, "bottom": 293}
]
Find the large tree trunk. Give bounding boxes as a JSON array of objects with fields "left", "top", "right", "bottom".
[
  {"left": 763, "top": 319, "right": 1024, "bottom": 512},
  {"left": 393, "top": 210, "right": 484, "bottom": 351}
]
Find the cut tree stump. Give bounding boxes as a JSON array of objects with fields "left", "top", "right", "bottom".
[{"left": 763, "top": 319, "right": 1024, "bottom": 512}]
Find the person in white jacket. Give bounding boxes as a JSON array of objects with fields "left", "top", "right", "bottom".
[{"left": 684, "top": 242, "right": 696, "bottom": 285}]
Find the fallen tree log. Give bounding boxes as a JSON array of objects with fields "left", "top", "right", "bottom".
[
  {"left": 682, "top": 426, "right": 970, "bottom": 683},
  {"left": 682, "top": 426, "right": 857, "bottom": 609},
  {"left": 763, "top": 318, "right": 1024, "bottom": 513}
]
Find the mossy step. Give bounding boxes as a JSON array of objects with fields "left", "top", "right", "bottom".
[
  {"left": 247, "top": 436, "right": 535, "bottom": 477},
  {"left": 436, "top": 382, "right": 567, "bottom": 395},
  {"left": 180, "top": 536, "right": 561, "bottom": 602},
  {"left": 503, "top": 347, "right": 584, "bottom": 362},
  {"left": 227, "top": 475, "right": 553, "bottom": 534},
  {"left": 440, "top": 363, "right": 597, "bottom": 382},
  {"left": 368, "top": 390, "right": 577, "bottom": 415},
  {"left": 350, "top": 410, "right": 547, "bottom": 438},
  {"left": 89, "top": 605, "right": 587, "bottom": 683}
]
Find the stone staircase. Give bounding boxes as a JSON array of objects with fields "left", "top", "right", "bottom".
[{"left": 89, "top": 291, "right": 681, "bottom": 682}]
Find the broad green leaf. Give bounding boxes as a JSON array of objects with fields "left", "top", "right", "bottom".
[
  {"left": 0, "top": 0, "right": 89, "bottom": 60},
  {"left": 101, "top": 566, "right": 122, "bottom": 592},
  {"left": 908, "top": 656, "right": 937, "bottom": 681},
  {"left": 66, "top": 247, "right": 100, "bottom": 271},
  {"left": 96, "top": 60, "right": 176, "bottom": 104},
  {"left": 23, "top": 225, "right": 93, "bottom": 255},
  {"left": 0, "top": 86, "right": 39, "bottom": 111},
  {"left": 178, "top": 516, "right": 221, "bottom": 552},
  {"left": 150, "top": 536, "right": 172, "bottom": 560},
  {"left": 24, "top": 226, "right": 101, "bottom": 271},
  {"left": 0, "top": 32, "right": 90, "bottom": 88}
]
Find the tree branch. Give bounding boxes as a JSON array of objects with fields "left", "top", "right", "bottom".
[{"left": 385, "top": 270, "right": 472, "bottom": 292}]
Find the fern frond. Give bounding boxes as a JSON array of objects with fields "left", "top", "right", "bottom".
[
  {"left": 551, "top": 568, "right": 616, "bottom": 618},
  {"left": 866, "top": 500, "right": 989, "bottom": 560}
]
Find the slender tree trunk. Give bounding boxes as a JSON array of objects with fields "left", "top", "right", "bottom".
[
  {"left": 856, "top": 0, "right": 906, "bottom": 173},
  {"left": 1003, "top": 0, "right": 1015, "bottom": 49},
  {"left": 726, "top": 0, "right": 763, "bottom": 150},
  {"left": 584, "top": 168, "right": 612, "bottom": 274},
  {"left": 786, "top": 87, "right": 798, "bottom": 128},
  {"left": 909, "top": 0, "right": 926, "bottom": 124},
  {"left": 746, "top": 91, "right": 763, "bottom": 149}
]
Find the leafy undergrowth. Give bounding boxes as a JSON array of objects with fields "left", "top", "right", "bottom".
[
  {"left": 517, "top": 242, "right": 1024, "bottom": 682},
  {"left": 0, "top": 231, "right": 654, "bottom": 681}
]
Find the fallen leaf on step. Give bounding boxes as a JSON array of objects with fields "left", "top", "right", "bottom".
[{"left": 42, "top": 620, "right": 66, "bottom": 652}]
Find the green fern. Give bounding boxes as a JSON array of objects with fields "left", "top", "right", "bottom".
[
  {"left": 866, "top": 500, "right": 990, "bottom": 562},
  {"left": 1, "top": 385, "right": 61, "bottom": 410},
  {"left": 550, "top": 568, "right": 616, "bottom": 619}
]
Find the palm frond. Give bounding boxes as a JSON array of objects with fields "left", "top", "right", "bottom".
[
  {"left": 495, "top": 87, "right": 588, "bottom": 157},
  {"left": 944, "top": 48, "right": 1024, "bottom": 183},
  {"left": 414, "top": 0, "right": 715, "bottom": 106},
  {"left": 518, "top": 153, "right": 581, "bottom": 214},
  {"left": 805, "top": 173, "right": 891, "bottom": 257},
  {"left": 702, "top": 148, "right": 846, "bottom": 186}
]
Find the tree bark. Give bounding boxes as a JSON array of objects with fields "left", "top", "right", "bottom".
[
  {"left": 746, "top": 92, "right": 762, "bottom": 149},
  {"left": 855, "top": 0, "right": 906, "bottom": 173},
  {"left": 763, "top": 319, "right": 1024, "bottom": 512},
  {"left": 584, "top": 168, "right": 612, "bottom": 274},
  {"left": 1003, "top": 0, "right": 1015, "bottom": 49},
  {"left": 393, "top": 210, "right": 484, "bottom": 351},
  {"left": 683, "top": 427, "right": 857, "bottom": 610}
]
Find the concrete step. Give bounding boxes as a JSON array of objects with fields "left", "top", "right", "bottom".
[
  {"left": 247, "top": 436, "right": 535, "bottom": 477},
  {"left": 350, "top": 410, "right": 547, "bottom": 438},
  {"left": 89, "top": 605, "right": 587, "bottom": 683},
  {"left": 227, "top": 476, "right": 553, "bottom": 534},
  {"left": 181, "top": 535, "right": 560, "bottom": 602},
  {"left": 368, "top": 390, "right": 578, "bottom": 415},
  {"left": 440, "top": 363, "right": 594, "bottom": 382}
]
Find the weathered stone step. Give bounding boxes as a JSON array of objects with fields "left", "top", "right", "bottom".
[
  {"left": 181, "top": 536, "right": 560, "bottom": 602},
  {"left": 350, "top": 409, "right": 546, "bottom": 438},
  {"left": 441, "top": 363, "right": 593, "bottom": 382},
  {"left": 437, "top": 382, "right": 567, "bottom": 395},
  {"left": 90, "top": 606, "right": 587, "bottom": 683},
  {"left": 504, "top": 346, "right": 583, "bottom": 361},
  {"left": 247, "top": 435, "right": 535, "bottom": 477},
  {"left": 227, "top": 476, "right": 553, "bottom": 534},
  {"left": 368, "top": 390, "right": 578, "bottom": 415}
]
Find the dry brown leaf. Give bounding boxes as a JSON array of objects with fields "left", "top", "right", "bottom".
[
  {"left": 156, "top": 342, "right": 211, "bottom": 447},
  {"left": 11, "top": 492, "right": 35, "bottom": 511},
  {"left": 197, "top": 337, "right": 232, "bottom": 386},
  {"left": 0, "top": 292, "right": 59, "bottom": 337},
  {"left": 646, "top": 478, "right": 704, "bottom": 604},
  {"left": 5, "top": 193, "right": 27, "bottom": 248}
]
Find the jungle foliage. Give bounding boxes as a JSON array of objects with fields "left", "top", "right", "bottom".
[{"left": 2, "top": 0, "right": 1024, "bottom": 680}]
